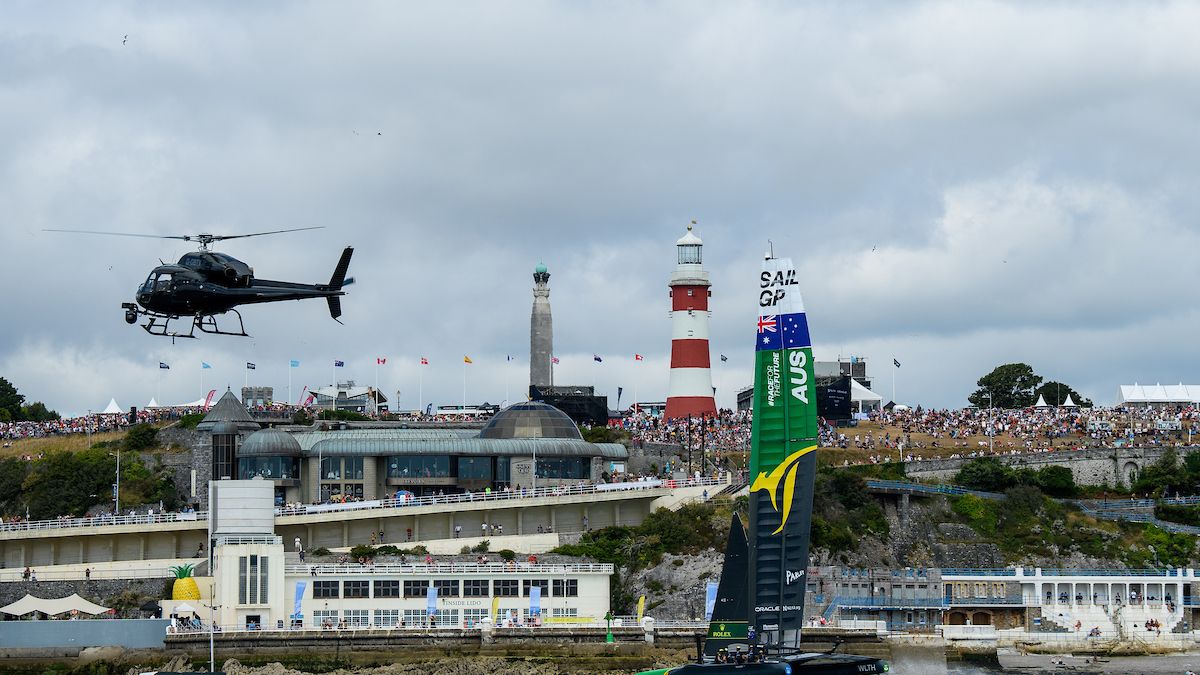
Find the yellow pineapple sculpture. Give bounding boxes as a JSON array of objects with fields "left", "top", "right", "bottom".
[{"left": 170, "top": 563, "right": 201, "bottom": 600}]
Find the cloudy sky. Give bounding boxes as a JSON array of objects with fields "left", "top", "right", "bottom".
[{"left": 3, "top": 1, "right": 1199, "bottom": 416}]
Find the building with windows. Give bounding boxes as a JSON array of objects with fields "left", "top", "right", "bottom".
[
  {"left": 234, "top": 402, "right": 628, "bottom": 504},
  {"left": 206, "top": 480, "right": 612, "bottom": 631}
]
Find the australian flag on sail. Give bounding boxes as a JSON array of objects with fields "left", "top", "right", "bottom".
[{"left": 755, "top": 313, "right": 811, "bottom": 352}]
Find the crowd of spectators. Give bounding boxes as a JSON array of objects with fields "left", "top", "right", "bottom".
[
  {"left": 0, "top": 406, "right": 198, "bottom": 443},
  {"left": 620, "top": 408, "right": 753, "bottom": 458}
]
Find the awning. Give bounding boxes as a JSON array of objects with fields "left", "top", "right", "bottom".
[
  {"left": 173, "top": 602, "right": 199, "bottom": 615},
  {"left": 0, "top": 593, "right": 111, "bottom": 616}
]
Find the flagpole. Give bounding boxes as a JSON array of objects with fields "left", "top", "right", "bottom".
[
  {"left": 892, "top": 356, "right": 897, "bottom": 406},
  {"left": 374, "top": 360, "right": 380, "bottom": 416},
  {"left": 505, "top": 358, "right": 510, "bottom": 408},
  {"left": 634, "top": 358, "right": 638, "bottom": 414},
  {"left": 419, "top": 363, "right": 424, "bottom": 414},
  {"left": 288, "top": 363, "right": 292, "bottom": 408},
  {"left": 462, "top": 360, "right": 467, "bottom": 410},
  {"left": 200, "top": 366, "right": 204, "bottom": 404}
]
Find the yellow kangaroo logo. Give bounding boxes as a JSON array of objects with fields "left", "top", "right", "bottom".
[{"left": 750, "top": 444, "right": 817, "bottom": 534}]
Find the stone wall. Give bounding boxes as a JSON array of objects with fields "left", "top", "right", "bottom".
[
  {"left": 905, "top": 446, "right": 1176, "bottom": 488},
  {"left": 0, "top": 577, "right": 171, "bottom": 614},
  {"left": 626, "top": 442, "right": 683, "bottom": 475}
]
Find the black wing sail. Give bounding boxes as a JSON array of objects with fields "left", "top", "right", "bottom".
[{"left": 703, "top": 513, "right": 751, "bottom": 659}]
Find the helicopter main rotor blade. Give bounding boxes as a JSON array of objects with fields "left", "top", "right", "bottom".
[
  {"left": 207, "top": 226, "right": 324, "bottom": 242},
  {"left": 43, "top": 229, "right": 192, "bottom": 240}
]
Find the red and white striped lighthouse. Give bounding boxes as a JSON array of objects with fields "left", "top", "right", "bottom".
[{"left": 665, "top": 221, "right": 717, "bottom": 419}]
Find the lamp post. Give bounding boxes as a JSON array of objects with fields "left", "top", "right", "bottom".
[
  {"left": 110, "top": 450, "right": 122, "bottom": 515},
  {"left": 986, "top": 394, "right": 994, "bottom": 455}
]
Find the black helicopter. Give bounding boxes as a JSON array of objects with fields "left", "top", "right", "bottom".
[{"left": 45, "top": 227, "right": 353, "bottom": 339}]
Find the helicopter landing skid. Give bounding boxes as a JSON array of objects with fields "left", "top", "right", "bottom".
[
  {"left": 194, "top": 309, "right": 250, "bottom": 338},
  {"left": 122, "top": 303, "right": 250, "bottom": 341}
]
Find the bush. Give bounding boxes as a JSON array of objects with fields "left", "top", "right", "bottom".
[
  {"left": 1034, "top": 465, "right": 1078, "bottom": 497},
  {"left": 309, "top": 547, "right": 331, "bottom": 556},
  {"left": 376, "top": 545, "right": 402, "bottom": 555},
  {"left": 349, "top": 545, "right": 377, "bottom": 559},
  {"left": 956, "top": 458, "right": 1014, "bottom": 492},
  {"left": 471, "top": 540, "right": 490, "bottom": 553},
  {"left": 497, "top": 549, "right": 516, "bottom": 561},
  {"left": 178, "top": 413, "right": 205, "bottom": 429},
  {"left": 124, "top": 424, "right": 159, "bottom": 451},
  {"left": 1155, "top": 503, "right": 1200, "bottom": 527}
]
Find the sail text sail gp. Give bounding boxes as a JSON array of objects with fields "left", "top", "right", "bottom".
[{"left": 748, "top": 254, "right": 819, "bottom": 649}]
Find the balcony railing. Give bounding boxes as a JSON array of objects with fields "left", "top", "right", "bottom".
[{"left": 285, "top": 562, "right": 614, "bottom": 575}]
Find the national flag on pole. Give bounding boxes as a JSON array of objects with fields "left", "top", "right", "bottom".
[
  {"left": 377, "top": 357, "right": 387, "bottom": 365},
  {"left": 202, "top": 362, "right": 212, "bottom": 369},
  {"left": 158, "top": 362, "right": 169, "bottom": 370},
  {"left": 334, "top": 360, "right": 345, "bottom": 367},
  {"left": 720, "top": 354, "right": 728, "bottom": 362},
  {"left": 246, "top": 362, "right": 256, "bottom": 370},
  {"left": 551, "top": 356, "right": 560, "bottom": 364},
  {"left": 634, "top": 354, "right": 644, "bottom": 361},
  {"left": 593, "top": 355, "right": 603, "bottom": 363},
  {"left": 290, "top": 360, "right": 300, "bottom": 368},
  {"left": 894, "top": 358, "right": 901, "bottom": 368},
  {"left": 506, "top": 355, "right": 513, "bottom": 362},
  {"left": 420, "top": 357, "right": 429, "bottom": 365},
  {"left": 463, "top": 356, "right": 473, "bottom": 364}
]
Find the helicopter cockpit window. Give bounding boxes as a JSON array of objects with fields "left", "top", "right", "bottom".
[{"left": 151, "top": 272, "right": 173, "bottom": 292}]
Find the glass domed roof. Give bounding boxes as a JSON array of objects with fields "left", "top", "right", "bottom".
[
  {"left": 241, "top": 427, "right": 302, "bottom": 456},
  {"left": 479, "top": 402, "right": 582, "bottom": 440}
]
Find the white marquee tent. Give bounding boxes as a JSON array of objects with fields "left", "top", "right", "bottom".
[
  {"left": 1034, "top": 394, "right": 1050, "bottom": 408},
  {"left": 0, "top": 593, "right": 110, "bottom": 616},
  {"left": 100, "top": 398, "right": 123, "bottom": 415},
  {"left": 1118, "top": 383, "right": 1200, "bottom": 406},
  {"left": 851, "top": 379, "right": 883, "bottom": 413}
]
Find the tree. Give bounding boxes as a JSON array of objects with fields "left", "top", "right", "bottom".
[
  {"left": 956, "top": 457, "right": 1015, "bottom": 492},
  {"left": 1033, "top": 381, "right": 1093, "bottom": 407},
  {"left": 0, "top": 377, "right": 24, "bottom": 421},
  {"left": 968, "top": 363, "right": 1043, "bottom": 409},
  {"left": 21, "top": 401, "right": 60, "bottom": 422}
]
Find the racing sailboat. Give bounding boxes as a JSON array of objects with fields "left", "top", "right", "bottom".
[{"left": 637, "top": 252, "right": 889, "bottom": 675}]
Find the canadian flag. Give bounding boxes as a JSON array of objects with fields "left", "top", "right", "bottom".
[
  {"left": 420, "top": 357, "right": 429, "bottom": 365},
  {"left": 377, "top": 357, "right": 387, "bottom": 365},
  {"left": 634, "top": 354, "right": 644, "bottom": 361}
]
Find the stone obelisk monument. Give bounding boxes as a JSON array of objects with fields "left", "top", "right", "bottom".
[{"left": 530, "top": 262, "right": 553, "bottom": 390}]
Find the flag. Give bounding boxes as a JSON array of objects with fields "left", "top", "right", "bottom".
[
  {"left": 720, "top": 354, "right": 728, "bottom": 362},
  {"left": 158, "top": 362, "right": 169, "bottom": 370},
  {"left": 290, "top": 360, "right": 300, "bottom": 368},
  {"left": 202, "top": 362, "right": 212, "bottom": 369},
  {"left": 377, "top": 357, "right": 387, "bottom": 365},
  {"left": 551, "top": 356, "right": 560, "bottom": 364},
  {"left": 246, "top": 362, "right": 256, "bottom": 370},
  {"left": 464, "top": 356, "right": 473, "bottom": 364},
  {"left": 506, "top": 355, "right": 513, "bottom": 362},
  {"left": 334, "top": 360, "right": 345, "bottom": 367},
  {"left": 593, "top": 355, "right": 602, "bottom": 363},
  {"left": 634, "top": 354, "right": 644, "bottom": 361},
  {"left": 894, "top": 358, "right": 901, "bottom": 368},
  {"left": 420, "top": 357, "right": 429, "bottom": 365}
]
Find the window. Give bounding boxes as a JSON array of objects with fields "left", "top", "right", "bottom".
[
  {"left": 464, "top": 579, "right": 490, "bottom": 597},
  {"left": 464, "top": 608, "right": 490, "bottom": 627},
  {"left": 536, "top": 457, "right": 588, "bottom": 479},
  {"left": 374, "top": 609, "right": 400, "bottom": 627},
  {"left": 494, "top": 579, "right": 519, "bottom": 597},
  {"left": 344, "top": 580, "right": 369, "bottom": 599},
  {"left": 387, "top": 455, "right": 451, "bottom": 478},
  {"left": 687, "top": 289, "right": 694, "bottom": 296},
  {"left": 404, "top": 580, "right": 429, "bottom": 598},
  {"left": 523, "top": 579, "right": 549, "bottom": 597},
  {"left": 345, "top": 457, "right": 364, "bottom": 480},
  {"left": 313, "top": 581, "right": 340, "bottom": 599},
  {"left": 434, "top": 609, "right": 460, "bottom": 628},
  {"left": 434, "top": 579, "right": 460, "bottom": 598},
  {"left": 238, "top": 555, "right": 269, "bottom": 605},
  {"left": 344, "top": 609, "right": 369, "bottom": 627},
  {"left": 457, "top": 457, "right": 492, "bottom": 480},
  {"left": 314, "top": 610, "right": 338, "bottom": 628},
  {"left": 552, "top": 608, "right": 579, "bottom": 618},
  {"left": 374, "top": 580, "right": 400, "bottom": 598},
  {"left": 320, "top": 457, "right": 342, "bottom": 480},
  {"left": 553, "top": 579, "right": 578, "bottom": 597}
]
